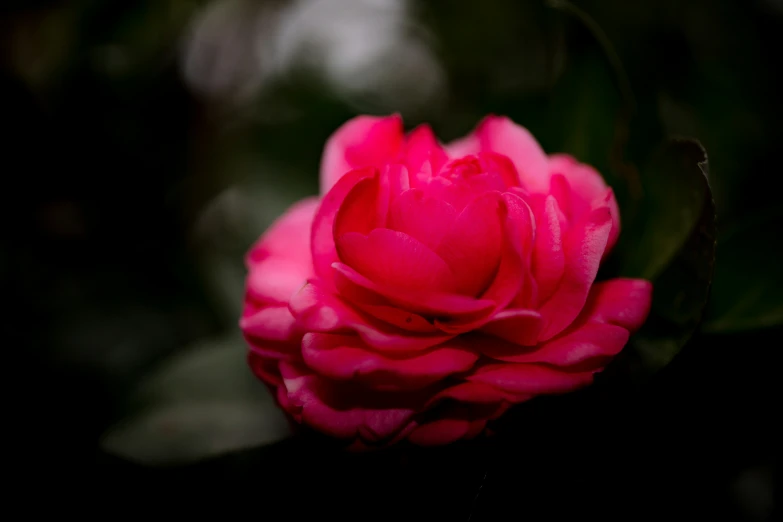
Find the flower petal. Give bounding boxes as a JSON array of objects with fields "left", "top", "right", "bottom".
[
  {"left": 428, "top": 381, "right": 523, "bottom": 405},
  {"left": 408, "top": 419, "right": 472, "bottom": 446},
  {"left": 240, "top": 304, "right": 298, "bottom": 342},
  {"left": 435, "top": 191, "right": 504, "bottom": 296},
  {"left": 301, "top": 333, "right": 479, "bottom": 390},
  {"left": 333, "top": 177, "right": 388, "bottom": 237},
  {"left": 279, "top": 362, "right": 416, "bottom": 443},
  {"left": 246, "top": 257, "right": 311, "bottom": 304},
  {"left": 447, "top": 115, "right": 550, "bottom": 192},
  {"left": 311, "top": 166, "right": 377, "bottom": 284},
  {"left": 332, "top": 263, "right": 495, "bottom": 321},
  {"left": 388, "top": 188, "right": 458, "bottom": 252},
  {"left": 290, "top": 281, "right": 454, "bottom": 351},
  {"left": 549, "top": 154, "right": 620, "bottom": 254},
  {"left": 320, "top": 114, "right": 404, "bottom": 194},
  {"left": 479, "top": 309, "right": 543, "bottom": 346},
  {"left": 467, "top": 363, "right": 595, "bottom": 395},
  {"left": 336, "top": 229, "right": 458, "bottom": 294},
  {"left": 531, "top": 195, "right": 565, "bottom": 305},
  {"left": 404, "top": 124, "right": 449, "bottom": 175},
  {"left": 480, "top": 192, "right": 535, "bottom": 307},
  {"left": 246, "top": 197, "right": 319, "bottom": 268},
  {"left": 477, "top": 323, "right": 629, "bottom": 367},
  {"left": 537, "top": 206, "right": 613, "bottom": 341},
  {"left": 578, "top": 278, "right": 653, "bottom": 332}
]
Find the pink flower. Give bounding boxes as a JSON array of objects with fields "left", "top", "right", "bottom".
[{"left": 241, "top": 114, "right": 652, "bottom": 448}]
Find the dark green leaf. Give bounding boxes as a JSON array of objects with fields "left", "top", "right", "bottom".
[
  {"left": 100, "top": 334, "right": 291, "bottom": 466},
  {"left": 605, "top": 139, "right": 716, "bottom": 383},
  {"left": 616, "top": 139, "right": 711, "bottom": 281},
  {"left": 703, "top": 208, "right": 783, "bottom": 333},
  {"left": 541, "top": 0, "right": 638, "bottom": 203}
]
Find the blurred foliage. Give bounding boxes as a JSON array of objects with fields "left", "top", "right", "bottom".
[{"left": 2, "top": 0, "right": 780, "bottom": 519}]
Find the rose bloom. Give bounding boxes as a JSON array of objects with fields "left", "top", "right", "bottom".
[{"left": 241, "top": 115, "right": 652, "bottom": 449}]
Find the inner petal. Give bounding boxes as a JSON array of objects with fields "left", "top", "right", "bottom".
[
  {"left": 436, "top": 191, "right": 504, "bottom": 296},
  {"left": 388, "top": 188, "right": 458, "bottom": 251},
  {"left": 336, "top": 228, "right": 458, "bottom": 294}
]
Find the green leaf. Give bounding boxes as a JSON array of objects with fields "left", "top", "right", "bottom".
[
  {"left": 616, "top": 139, "right": 711, "bottom": 281},
  {"left": 603, "top": 139, "right": 716, "bottom": 383},
  {"left": 540, "top": 0, "right": 637, "bottom": 202},
  {"left": 703, "top": 208, "right": 783, "bottom": 333},
  {"left": 100, "top": 334, "right": 291, "bottom": 466}
]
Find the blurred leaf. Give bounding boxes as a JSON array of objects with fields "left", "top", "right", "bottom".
[
  {"left": 617, "top": 140, "right": 711, "bottom": 281},
  {"left": 703, "top": 209, "right": 783, "bottom": 333},
  {"left": 541, "top": 0, "right": 637, "bottom": 201},
  {"left": 604, "top": 139, "right": 715, "bottom": 382},
  {"left": 100, "top": 334, "right": 291, "bottom": 466}
]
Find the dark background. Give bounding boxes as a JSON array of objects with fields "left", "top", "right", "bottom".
[{"left": 2, "top": 0, "right": 779, "bottom": 518}]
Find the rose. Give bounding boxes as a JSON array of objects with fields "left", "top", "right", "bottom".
[{"left": 241, "top": 114, "right": 652, "bottom": 449}]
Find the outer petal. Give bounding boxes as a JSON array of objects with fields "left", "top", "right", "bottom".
[
  {"left": 549, "top": 154, "right": 621, "bottom": 254},
  {"left": 246, "top": 197, "right": 320, "bottom": 268},
  {"left": 240, "top": 304, "right": 298, "bottom": 342},
  {"left": 246, "top": 257, "right": 312, "bottom": 304},
  {"left": 320, "top": 114, "right": 404, "bottom": 194},
  {"left": 279, "top": 362, "right": 417, "bottom": 443},
  {"left": 477, "top": 324, "right": 629, "bottom": 367},
  {"left": 467, "top": 363, "right": 596, "bottom": 395},
  {"left": 446, "top": 115, "right": 550, "bottom": 192},
  {"left": 245, "top": 197, "right": 319, "bottom": 304},
  {"left": 536, "top": 206, "right": 613, "bottom": 341},
  {"left": 478, "top": 278, "right": 651, "bottom": 367},
  {"left": 576, "top": 278, "right": 653, "bottom": 332},
  {"left": 407, "top": 419, "right": 473, "bottom": 446},
  {"left": 479, "top": 309, "right": 543, "bottom": 346},
  {"left": 301, "top": 333, "right": 479, "bottom": 391}
]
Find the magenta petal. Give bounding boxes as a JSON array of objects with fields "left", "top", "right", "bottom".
[
  {"left": 336, "top": 229, "right": 458, "bottom": 294},
  {"left": 428, "top": 381, "right": 522, "bottom": 405},
  {"left": 311, "top": 167, "right": 377, "bottom": 283},
  {"left": 246, "top": 257, "right": 310, "bottom": 304},
  {"left": 332, "top": 262, "right": 495, "bottom": 320},
  {"left": 319, "top": 114, "right": 404, "bottom": 194},
  {"left": 481, "top": 192, "right": 535, "bottom": 307},
  {"left": 279, "top": 362, "right": 415, "bottom": 442},
  {"left": 479, "top": 323, "right": 629, "bottom": 367},
  {"left": 240, "top": 305, "right": 298, "bottom": 342},
  {"left": 434, "top": 192, "right": 534, "bottom": 333},
  {"left": 333, "top": 177, "right": 388, "bottom": 237},
  {"left": 408, "top": 419, "right": 471, "bottom": 446},
  {"left": 290, "top": 281, "right": 454, "bottom": 351},
  {"left": 301, "top": 333, "right": 479, "bottom": 390},
  {"left": 247, "top": 351, "right": 283, "bottom": 388},
  {"left": 388, "top": 189, "right": 458, "bottom": 251},
  {"left": 549, "top": 154, "right": 621, "bottom": 254},
  {"left": 347, "top": 302, "right": 438, "bottom": 334},
  {"left": 454, "top": 115, "right": 550, "bottom": 192},
  {"left": 537, "top": 206, "right": 613, "bottom": 341},
  {"left": 436, "top": 191, "right": 504, "bottom": 296},
  {"left": 404, "top": 124, "right": 449, "bottom": 175},
  {"left": 580, "top": 278, "right": 653, "bottom": 332},
  {"left": 531, "top": 196, "right": 565, "bottom": 305},
  {"left": 468, "top": 363, "right": 595, "bottom": 395},
  {"left": 246, "top": 197, "right": 319, "bottom": 267},
  {"left": 480, "top": 309, "right": 543, "bottom": 346}
]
